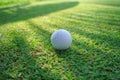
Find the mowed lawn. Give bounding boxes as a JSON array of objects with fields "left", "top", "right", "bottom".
[{"left": 0, "top": 0, "right": 120, "bottom": 80}]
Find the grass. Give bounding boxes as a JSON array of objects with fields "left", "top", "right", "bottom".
[
  {"left": 0, "top": 0, "right": 44, "bottom": 6},
  {"left": 0, "top": 0, "right": 120, "bottom": 80}
]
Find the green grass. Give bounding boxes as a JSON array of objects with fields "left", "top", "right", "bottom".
[
  {"left": 0, "top": 0, "right": 44, "bottom": 6},
  {"left": 0, "top": 0, "right": 120, "bottom": 80}
]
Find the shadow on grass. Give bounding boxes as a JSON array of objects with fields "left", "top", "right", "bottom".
[
  {"left": 0, "top": 31, "right": 61, "bottom": 79},
  {"left": 64, "top": 12, "right": 120, "bottom": 26},
  {"left": 72, "top": 28, "right": 120, "bottom": 49},
  {"left": 27, "top": 21, "right": 52, "bottom": 50},
  {"left": 0, "top": 1, "right": 79, "bottom": 25}
]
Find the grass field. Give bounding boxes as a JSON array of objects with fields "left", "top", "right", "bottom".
[{"left": 0, "top": 0, "right": 120, "bottom": 80}]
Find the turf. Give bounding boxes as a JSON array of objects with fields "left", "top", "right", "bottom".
[{"left": 0, "top": 0, "right": 120, "bottom": 80}]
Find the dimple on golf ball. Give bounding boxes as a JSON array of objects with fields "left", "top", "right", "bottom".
[{"left": 51, "top": 29, "right": 72, "bottom": 50}]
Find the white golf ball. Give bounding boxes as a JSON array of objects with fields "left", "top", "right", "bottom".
[{"left": 51, "top": 29, "right": 72, "bottom": 50}]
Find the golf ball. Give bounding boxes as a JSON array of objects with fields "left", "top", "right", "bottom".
[{"left": 51, "top": 29, "right": 72, "bottom": 50}]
